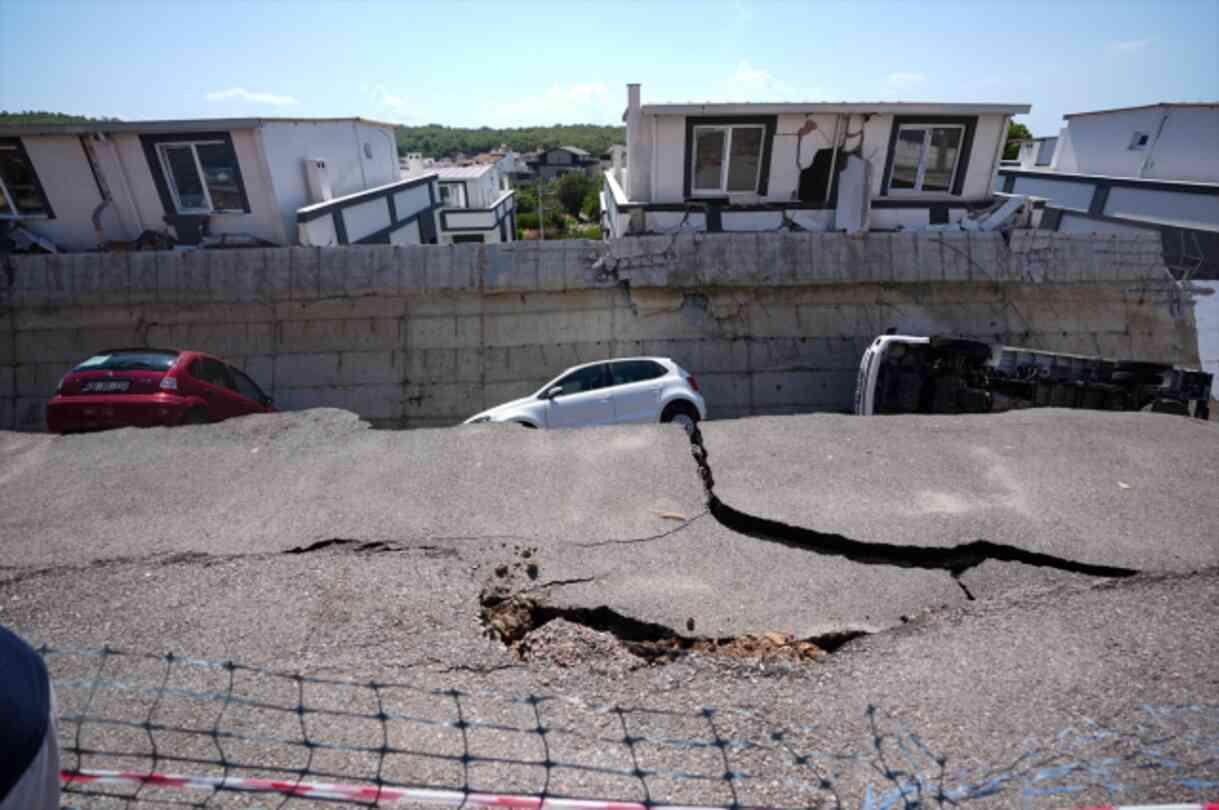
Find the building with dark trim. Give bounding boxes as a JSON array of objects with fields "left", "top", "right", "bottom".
[
  {"left": 603, "top": 83, "right": 1030, "bottom": 238},
  {"left": 401, "top": 163, "right": 517, "bottom": 245},
  {"left": 527, "top": 146, "right": 600, "bottom": 180},
  {"left": 0, "top": 116, "right": 419, "bottom": 251}
]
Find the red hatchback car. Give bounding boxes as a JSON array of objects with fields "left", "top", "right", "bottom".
[{"left": 47, "top": 348, "right": 274, "bottom": 434}]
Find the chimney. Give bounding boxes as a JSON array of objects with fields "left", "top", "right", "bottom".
[{"left": 625, "top": 83, "right": 644, "bottom": 199}]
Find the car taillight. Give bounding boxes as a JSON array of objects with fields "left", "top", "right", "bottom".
[
  {"left": 159, "top": 376, "right": 178, "bottom": 391},
  {"left": 686, "top": 375, "right": 700, "bottom": 392}
]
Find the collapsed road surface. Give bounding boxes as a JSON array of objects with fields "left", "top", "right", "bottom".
[{"left": 1, "top": 408, "right": 1217, "bottom": 808}]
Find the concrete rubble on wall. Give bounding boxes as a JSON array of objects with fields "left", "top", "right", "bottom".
[{"left": 0, "top": 230, "right": 1200, "bottom": 430}]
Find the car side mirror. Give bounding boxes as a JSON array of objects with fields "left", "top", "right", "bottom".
[{"left": 543, "top": 385, "right": 564, "bottom": 400}]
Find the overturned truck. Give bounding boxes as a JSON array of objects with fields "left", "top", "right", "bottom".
[{"left": 855, "top": 335, "right": 1213, "bottom": 419}]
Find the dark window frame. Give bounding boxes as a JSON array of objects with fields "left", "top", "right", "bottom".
[
  {"left": 0, "top": 137, "right": 55, "bottom": 219},
  {"left": 880, "top": 115, "right": 977, "bottom": 197},
  {"left": 682, "top": 115, "right": 777, "bottom": 199},
  {"left": 140, "top": 131, "right": 251, "bottom": 216}
]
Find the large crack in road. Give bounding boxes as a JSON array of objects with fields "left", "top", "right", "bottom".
[{"left": 686, "top": 424, "right": 1140, "bottom": 588}]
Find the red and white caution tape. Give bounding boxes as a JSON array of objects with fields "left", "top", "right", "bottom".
[
  {"left": 1078, "top": 804, "right": 1219, "bottom": 810},
  {"left": 61, "top": 769, "right": 708, "bottom": 810}
]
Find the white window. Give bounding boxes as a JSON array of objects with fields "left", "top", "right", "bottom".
[
  {"left": 690, "top": 125, "right": 765, "bottom": 195},
  {"left": 888, "top": 125, "right": 965, "bottom": 193},
  {"left": 1129, "top": 131, "right": 1150, "bottom": 150},
  {"left": 156, "top": 141, "right": 244, "bottom": 213},
  {"left": 0, "top": 142, "right": 50, "bottom": 218},
  {"left": 439, "top": 182, "right": 467, "bottom": 208}
]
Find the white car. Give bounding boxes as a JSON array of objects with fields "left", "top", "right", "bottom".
[{"left": 464, "top": 357, "right": 706, "bottom": 430}]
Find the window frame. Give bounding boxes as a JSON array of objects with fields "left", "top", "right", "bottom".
[
  {"left": 689, "top": 125, "right": 766, "bottom": 196},
  {"left": 886, "top": 124, "right": 966, "bottom": 194},
  {"left": 610, "top": 360, "right": 667, "bottom": 387},
  {"left": 228, "top": 365, "right": 269, "bottom": 404},
  {"left": 880, "top": 115, "right": 977, "bottom": 198},
  {"left": 0, "top": 137, "right": 55, "bottom": 220},
  {"left": 140, "top": 131, "right": 250, "bottom": 216},
  {"left": 552, "top": 363, "right": 610, "bottom": 397},
  {"left": 682, "top": 115, "right": 776, "bottom": 199}
]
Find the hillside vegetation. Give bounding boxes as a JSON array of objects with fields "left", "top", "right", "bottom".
[{"left": 395, "top": 124, "right": 624, "bottom": 158}]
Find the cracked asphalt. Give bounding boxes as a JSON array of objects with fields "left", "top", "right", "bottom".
[{"left": 2, "top": 408, "right": 1217, "bottom": 808}]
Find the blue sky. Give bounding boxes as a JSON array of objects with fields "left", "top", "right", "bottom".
[{"left": 2, "top": 0, "right": 1216, "bottom": 136}]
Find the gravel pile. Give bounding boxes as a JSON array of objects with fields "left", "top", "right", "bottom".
[{"left": 519, "top": 619, "right": 646, "bottom": 674}]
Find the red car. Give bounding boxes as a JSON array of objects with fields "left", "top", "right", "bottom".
[{"left": 47, "top": 348, "right": 274, "bottom": 434}]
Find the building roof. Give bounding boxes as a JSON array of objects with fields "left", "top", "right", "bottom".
[
  {"left": 557, "top": 145, "right": 591, "bottom": 156},
  {"left": 0, "top": 116, "right": 400, "bottom": 138},
  {"left": 1063, "top": 102, "right": 1219, "bottom": 119},
  {"left": 637, "top": 101, "right": 1031, "bottom": 116}
]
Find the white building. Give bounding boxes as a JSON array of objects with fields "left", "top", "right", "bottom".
[
  {"left": 402, "top": 162, "right": 517, "bottom": 245},
  {"left": 0, "top": 117, "right": 443, "bottom": 250},
  {"left": 997, "top": 103, "right": 1219, "bottom": 279},
  {"left": 603, "top": 83, "right": 1030, "bottom": 238}
]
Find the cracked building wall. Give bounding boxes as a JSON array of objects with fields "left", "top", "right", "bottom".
[{"left": 0, "top": 231, "right": 1200, "bottom": 430}]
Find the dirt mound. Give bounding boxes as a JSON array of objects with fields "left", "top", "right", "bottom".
[{"left": 519, "top": 618, "right": 645, "bottom": 674}]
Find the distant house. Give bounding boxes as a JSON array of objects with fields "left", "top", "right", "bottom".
[
  {"left": 0, "top": 116, "right": 440, "bottom": 251},
  {"left": 997, "top": 103, "right": 1219, "bottom": 278},
  {"left": 603, "top": 83, "right": 1030, "bottom": 238},
  {"left": 527, "top": 146, "right": 599, "bottom": 180},
  {"left": 402, "top": 162, "right": 516, "bottom": 245}
]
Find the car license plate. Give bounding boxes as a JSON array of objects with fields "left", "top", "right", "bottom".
[{"left": 82, "top": 380, "right": 130, "bottom": 393}]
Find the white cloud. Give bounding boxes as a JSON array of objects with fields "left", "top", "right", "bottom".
[
  {"left": 205, "top": 87, "right": 300, "bottom": 107},
  {"left": 1107, "top": 38, "right": 1149, "bottom": 53},
  {"left": 886, "top": 72, "right": 927, "bottom": 87},
  {"left": 714, "top": 60, "right": 824, "bottom": 102}
]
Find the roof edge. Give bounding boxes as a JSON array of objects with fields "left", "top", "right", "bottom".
[
  {"left": 1063, "top": 102, "right": 1219, "bottom": 119},
  {"left": 0, "top": 116, "right": 401, "bottom": 138}
]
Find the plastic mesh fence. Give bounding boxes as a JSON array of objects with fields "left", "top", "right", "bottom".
[{"left": 43, "top": 645, "right": 1218, "bottom": 810}]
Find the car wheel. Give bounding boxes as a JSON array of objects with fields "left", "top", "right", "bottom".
[
  {"left": 661, "top": 402, "right": 700, "bottom": 435},
  {"left": 182, "top": 408, "right": 209, "bottom": 426}
]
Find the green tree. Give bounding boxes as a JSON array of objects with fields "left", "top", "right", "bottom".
[
  {"left": 556, "top": 173, "right": 596, "bottom": 217},
  {"left": 396, "top": 124, "right": 623, "bottom": 159},
  {"left": 1003, "top": 121, "right": 1033, "bottom": 160}
]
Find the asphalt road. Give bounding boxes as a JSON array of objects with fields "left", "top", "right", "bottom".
[{"left": 2, "top": 408, "right": 1216, "bottom": 808}]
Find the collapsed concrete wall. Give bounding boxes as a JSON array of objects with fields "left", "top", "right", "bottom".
[{"left": 0, "top": 231, "right": 1200, "bottom": 430}]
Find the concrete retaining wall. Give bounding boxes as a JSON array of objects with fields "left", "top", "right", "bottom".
[{"left": 0, "top": 231, "right": 1200, "bottom": 431}]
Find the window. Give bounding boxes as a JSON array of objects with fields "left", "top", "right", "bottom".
[
  {"left": 610, "top": 360, "right": 666, "bottom": 386},
  {"left": 1129, "top": 132, "right": 1150, "bottom": 150},
  {"left": 229, "top": 366, "right": 268, "bottom": 404},
  {"left": 155, "top": 140, "right": 245, "bottom": 213},
  {"left": 690, "top": 125, "right": 765, "bottom": 194},
  {"left": 439, "top": 183, "right": 466, "bottom": 208},
  {"left": 451, "top": 234, "right": 484, "bottom": 244},
  {"left": 73, "top": 350, "right": 179, "bottom": 372},
  {"left": 888, "top": 125, "right": 964, "bottom": 193},
  {"left": 553, "top": 364, "right": 609, "bottom": 395},
  {"left": 189, "top": 358, "right": 235, "bottom": 390},
  {"left": 0, "top": 140, "right": 51, "bottom": 217}
]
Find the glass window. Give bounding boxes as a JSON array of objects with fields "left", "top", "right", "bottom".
[
  {"left": 921, "top": 128, "right": 962, "bottom": 192},
  {"left": 190, "top": 358, "right": 235, "bottom": 390},
  {"left": 229, "top": 366, "right": 267, "bottom": 403},
  {"left": 162, "top": 145, "right": 208, "bottom": 210},
  {"left": 196, "top": 143, "right": 244, "bottom": 210},
  {"left": 0, "top": 143, "right": 50, "bottom": 216},
  {"left": 888, "top": 125, "right": 965, "bottom": 193},
  {"left": 157, "top": 140, "right": 245, "bottom": 213},
  {"left": 554, "top": 364, "right": 608, "bottom": 395},
  {"left": 610, "top": 360, "right": 666, "bottom": 386},
  {"left": 726, "top": 127, "right": 764, "bottom": 191},
  {"left": 890, "top": 128, "right": 925, "bottom": 190},
  {"left": 74, "top": 350, "right": 179, "bottom": 372},
  {"left": 691, "top": 125, "right": 766, "bottom": 194},
  {"left": 692, "top": 129, "right": 726, "bottom": 191}
]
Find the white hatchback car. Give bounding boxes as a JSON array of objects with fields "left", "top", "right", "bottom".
[{"left": 463, "top": 357, "right": 706, "bottom": 430}]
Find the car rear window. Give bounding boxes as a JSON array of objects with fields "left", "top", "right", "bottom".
[
  {"left": 610, "top": 360, "right": 667, "bottom": 386},
  {"left": 73, "top": 350, "right": 179, "bottom": 372}
]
